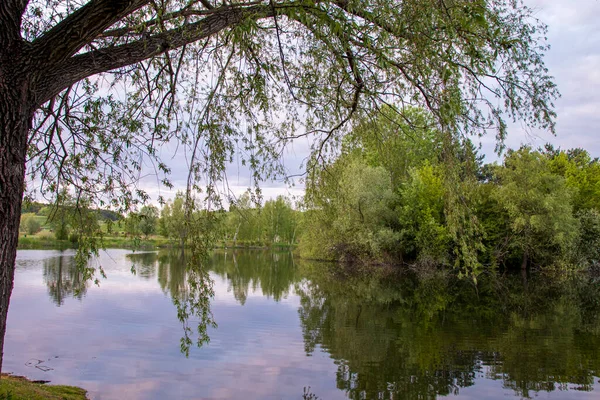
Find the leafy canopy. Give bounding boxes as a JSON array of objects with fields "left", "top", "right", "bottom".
[{"left": 20, "top": 0, "right": 558, "bottom": 215}]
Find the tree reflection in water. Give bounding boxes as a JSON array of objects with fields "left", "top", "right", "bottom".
[
  {"left": 128, "top": 252, "right": 158, "bottom": 280},
  {"left": 43, "top": 255, "right": 88, "bottom": 306},
  {"left": 295, "top": 261, "right": 600, "bottom": 400},
  {"left": 44, "top": 250, "right": 600, "bottom": 399},
  {"left": 128, "top": 250, "right": 216, "bottom": 355},
  {"left": 210, "top": 250, "right": 298, "bottom": 305}
]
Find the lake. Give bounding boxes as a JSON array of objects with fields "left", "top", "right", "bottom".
[{"left": 5, "top": 249, "right": 600, "bottom": 399}]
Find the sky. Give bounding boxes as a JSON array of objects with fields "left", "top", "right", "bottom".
[
  {"left": 143, "top": 0, "right": 600, "bottom": 205},
  {"left": 479, "top": 0, "right": 600, "bottom": 159}
]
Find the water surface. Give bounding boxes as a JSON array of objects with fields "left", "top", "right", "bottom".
[{"left": 5, "top": 249, "right": 600, "bottom": 399}]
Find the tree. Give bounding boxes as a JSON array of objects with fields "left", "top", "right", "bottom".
[
  {"left": 159, "top": 193, "right": 189, "bottom": 248},
  {"left": 350, "top": 106, "right": 443, "bottom": 187},
  {"left": 260, "top": 196, "right": 297, "bottom": 244},
  {"left": 0, "top": 0, "right": 558, "bottom": 372},
  {"left": 158, "top": 203, "right": 171, "bottom": 237},
  {"left": 545, "top": 147, "right": 600, "bottom": 212},
  {"left": 302, "top": 152, "right": 399, "bottom": 262},
  {"left": 123, "top": 213, "right": 142, "bottom": 237},
  {"left": 491, "top": 147, "right": 578, "bottom": 269},
  {"left": 20, "top": 213, "right": 42, "bottom": 235},
  {"left": 138, "top": 205, "right": 159, "bottom": 237},
  {"left": 398, "top": 163, "right": 449, "bottom": 264},
  {"left": 224, "top": 191, "right": 258, "bottom": 246}
]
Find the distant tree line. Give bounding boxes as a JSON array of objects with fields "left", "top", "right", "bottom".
[
  {"left": 150, "top": 192, "right": 302, "bottom": 247},
  {"left": 20, "top": 191, "right": 105, "bottom": 243},
  {"left": 21, "top": 189, "right": 302, "bottom": 249}
]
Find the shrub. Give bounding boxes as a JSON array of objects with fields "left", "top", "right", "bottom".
[
  {"left": 20, "top": 214, "right": 42, "bottom": 235},
  {"left": 36, "top": 230, "right": 55, "bottom": 241}
]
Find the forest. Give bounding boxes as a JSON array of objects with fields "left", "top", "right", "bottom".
[{"left": 19, "top": 108, "right": 600, "bottom": 278}]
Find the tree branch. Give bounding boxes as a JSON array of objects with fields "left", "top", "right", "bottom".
[
  {"left": 332, "top": 0, "right": 404, "bottom": 38},
  {"left": 38, "top": 4, "right": 275, "bottom": 103},
  {"left": 31, "top": 0, "right": 150, "bottom": 64}
]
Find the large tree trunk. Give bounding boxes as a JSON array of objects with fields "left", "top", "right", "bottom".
[{"left": 0, "top": 64, "right": 32, "bottom": 374}]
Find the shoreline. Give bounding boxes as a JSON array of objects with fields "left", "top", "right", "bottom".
[
  {"left": 0, "top": 373, "right": 88, "bottom": 400},
  {"left": 17, "top": 236, "right": 297, "bottom": 252}
]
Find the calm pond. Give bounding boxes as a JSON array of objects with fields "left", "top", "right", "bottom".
[{"left": 5, "top": 249, "right": 600, "bottom": 399}]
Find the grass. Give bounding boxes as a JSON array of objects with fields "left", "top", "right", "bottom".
[
  {"left": 17, "top": 235, "right": 72, "bottom": 250},
  {"left": 18, "top": 234, "right": 170, "bottom": 251},
  {"left": 18, "top": 232, "right": 296, "bottom": 251},
  {"left": 0, "top": 374, "right": 88, "bottom": 400}
]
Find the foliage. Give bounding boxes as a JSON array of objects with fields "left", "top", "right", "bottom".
[
  {"left": 217, "top": 192, "right": 301, "bottom": 247},
  {"left": 5, "top": 0, "right": 560, "bottom": 286},
  {"left": 490, "top": 147, "right": 579, "bottom": 267},
  {"left": 260, "top": 196, "right": 299, "bottom": 245},
  {"left": 574, "top": 209, "right": 600, "bottom": 268},
  {"left": 158, "top": 193, "right": 189, "bottom": 247},
  {"left": 301, "top": 108, "right": 482, "bottom": 272},
  {"left": 20, "top": 214, "right": 42, "bottom": 236},
  {"left": 398, "top": 163, "right": 449, "bottom": 264},
  {"left": 545, "top": 146, "right": 600, "bottom": 212},
  {"left": 301, "top": 111, "right": 599, "bottom": 275},
  {"left": 0, "top": 0, "right": 567, "bottom": 373},
  {"left": 303, "top": 156, "right": 399, "bottom": 262},
  {"left": 138, "top": 206, "right": 159, "bottom": 237},
  {"left": 123, "top": 205, "right": 159, "bottom": 238},
  {"left": 295, "top": 257, "right": 600, "bottom": 399},
  {"left": 19, "top": 0, "right": 559, "bottom": 222}
]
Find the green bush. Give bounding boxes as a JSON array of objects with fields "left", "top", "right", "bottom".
[
  {"left": 20, "top": 214, "right": 41, "bottom": 235},
  {"left": 69, "top": 233, "right": 80, "bottom": 244}
]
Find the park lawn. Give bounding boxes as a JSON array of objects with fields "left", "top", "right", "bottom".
[{"left": 0, "top": 374, "right": 88, "bottom": 400}]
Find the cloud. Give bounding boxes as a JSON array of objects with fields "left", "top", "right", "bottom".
[{"left": 494, "top": 0, "right": 600, "bottom": 154}]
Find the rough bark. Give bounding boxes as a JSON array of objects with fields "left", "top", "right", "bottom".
[
  {"left": 0, "top": 61, "right": 32, "bottom": 375},
  {"left": 1, "top": 0, "right": 35, "bottom": 371}
]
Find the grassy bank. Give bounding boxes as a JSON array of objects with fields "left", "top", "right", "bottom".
[
  {"left": 0, "top": 374, "right": 87, "bottom": 400},
  {"left": 18, "top": 233, "right": 296, "bottom": 251},
  {"left": 216, "top": 240, "right": 296, "bottom": 249},
  {"left": 17, "top": 232, "right": 172, "bottom": 250}
]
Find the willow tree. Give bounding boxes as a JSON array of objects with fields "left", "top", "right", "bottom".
[{"left": 0, "top": 0, "right": 556, "bottom": 370}]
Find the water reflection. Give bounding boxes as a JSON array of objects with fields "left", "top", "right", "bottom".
[
  {"left": 117, "top": 251, "right": 600, "bottom": 399},
  {"left": 128, "top": 252, "right": 158, "bottom": 280},
  {"left": 128, "top": 250, "right": 298, "bottom": 305},
  {"left": 210, "top": 251, "right": 298, "bottom": 305},
  {"left": 296, "top": 264, "right": 600, "bottom": 399},
  {"left": 43, "top": 254, "right": 88, "bottom": 305},
  {"left": 16, "top": 250, "right": 600, "bottom": 399},
  {"left": 128, "top": 251, "right": 215, "bottom": 354}
]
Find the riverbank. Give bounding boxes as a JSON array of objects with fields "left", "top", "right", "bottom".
[
  {"left": 0, "top": 374, "right": 88, "bottom": 400},
  {"left": 18, "top": 234, "right": 296, "bottom": 251}
]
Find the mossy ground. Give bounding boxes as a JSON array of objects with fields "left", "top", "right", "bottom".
[{"left": 0, "top": 374, "right": 88, "bottom": 400}]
